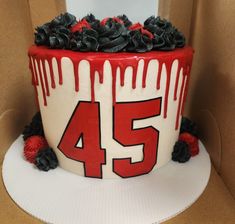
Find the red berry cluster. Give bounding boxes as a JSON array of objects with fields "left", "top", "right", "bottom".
[
  {"left": 23, "top": 136, "right": 48, "bottom": 163},
  {"left": 179, "top": 132, "right": 199, "bottom": 157}
]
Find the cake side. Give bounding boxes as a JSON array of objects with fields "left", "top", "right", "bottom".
[{"left": 28, "top": 46, "right": 193, "bottom": 178}]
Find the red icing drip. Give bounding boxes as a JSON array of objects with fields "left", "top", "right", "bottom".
[
  {"left": 73, "top": 61, "right": 80, "bottom": 92},
  {"left": 163, "top": 61, "right": 173, "bottom": 118},
  {"left": 120, "top": 66, "right": 125, "bottom": 87},
  {"left": 29, "top": 58, "right": 35, "bottom": 85},
  {"left": 35, "top": 58, "right": 47, "bottom": 106},
  {"left": 28, "top": 46, "right": 194, "bottom": 129},
  {"left": 156, "top": 60, "right": 163, "bottom": 90},
  {"left": 181, "top": 58, "right": 193, "bottom": 115},
  {"left": 131, "top": 61, "right": 138, "bottom": 89},
  {"left": 111, "top": 65, "right": 118, "bottom": 104},
  {"left": 31, "top": 58, "right": 39, "bottom": 85},
  {"left": 175, "top": 75, "right": 187, "bottom": 129},
  {"left": 42, "top": 60, "right": 50, "bottom": 96},
  {"left": 142, "top": 59, "right": 151, "bottom": 88},
  {"left": 173, "top": 60, "right": 183, "bottom": 101},
  {"left": 47, "top": 58, "right": 56, "bottom": 89},
  {"left": 89, "top": 60, "right": 104, "bottom": 102},
  {"left": 55, "top": 57, "right": 63, "bottom": 85}
]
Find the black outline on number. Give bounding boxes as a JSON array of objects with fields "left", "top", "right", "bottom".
[
  {"left": 112, "top": 97, "right": 162, "bottom": 178},
  {"left": 57, "top": 101, "right": 106, "bottom": 179}
]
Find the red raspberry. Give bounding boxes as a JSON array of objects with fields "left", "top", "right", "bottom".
[
  {"left": 24, "top": 136, "right": 48, "bottom": 163},
  {"left": 179, "top": 133, "right": 199, "bottom": 156}
]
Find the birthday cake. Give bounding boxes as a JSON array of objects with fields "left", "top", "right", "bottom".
[{"left": 25, "top": 13, "right": 197, "bottom": 178}]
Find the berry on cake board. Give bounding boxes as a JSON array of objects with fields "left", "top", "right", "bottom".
[
  {"left": 35, "top": 147, "right": 58, "bottom": 171},
  {"left": 172, "top": 117, "right": 199, "bottom": 163},
  {"left": 23, "top": 136, "right": 48, "bottom": 163},
  {"left": 22, "top": 112, "right": 58, "bottom": 171}
]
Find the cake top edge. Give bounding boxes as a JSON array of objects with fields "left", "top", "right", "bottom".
[
  {"left": 33, "top": 13, "right": 187, "bottom": 53},
  {"left": 28, "top": 45, "right": 194, "bottom": 59}
]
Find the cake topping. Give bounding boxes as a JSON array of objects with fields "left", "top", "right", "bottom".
[
  {"left": 179, "top": 133, "right": 199, "bottom": 156},
  {"left": 172, "top": 140, "right": 191, "bottom": 163},
  {"left": 144, "top": 16, "right": 185, "bottom": 50},
  {"left": 34, "top": 13, "right": 186, "bottom": 52},
  {"left": 23, "top": 112, "right": 44, "bottom": 140},
  {"left": 180, "top": 117, "right": 198, "bottom": 137},
  {"left": 23, "top": 136, "right": 48, "bottom": 163},
  {"left": 35, "top": 147, "right": 58, "bottom": 171}
]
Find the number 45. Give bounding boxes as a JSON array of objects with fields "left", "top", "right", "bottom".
[{"left": 58, "top": 98, "right": 162, "bottom": 178}]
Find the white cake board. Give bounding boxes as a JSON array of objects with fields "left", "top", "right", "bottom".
[{"left": 2, "top": 136, "right": 211, "bottom": 224}]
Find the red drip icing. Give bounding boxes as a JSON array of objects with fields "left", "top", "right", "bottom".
[
  {"left": 163, "top": 61, "right": 173, "bottom": 118},
  {"left": 42, "top": 60, "right": 50, "bottom": 96},
  {"left": 157, "top": 60, "right": 163, "bottom": 90},
  {"left": 31, "top": 58, "right": 39, "bottom": 85},
  {"left": 131, "top": 61, "right": 139, "bottom": 89},
  {"left": 111, "top": 65, "right": 118, "bottom": 104},
  {"left": 47, "top": 58, "right": 56, "bottom": 89},
  {"left": 28, "top": 46, "right": 194, "bottom": 130},
  {"left": 120, "top": 66, "right": 125, "bottom": 87},
  {"left": 35, "top": 58, "right": 47, "bottom": 106},
  {"left": 173, "top": 60, "right": 183, "bottom": 101},
  {"left": 73, "top": 61, "right": 80, "bottom": 92},
  {"left": 181, "top": 58, "right": 193, "bottom": 115},
  {"left": 142, "top": 59, "right": 151, "bottom": 88},
  {"left": 89, "top": 60, "right": 104, "bottom": 102},
  {"left": 175, "top": 75, "right": 187, "bottom": 129},
  {"left": 55, "top": 57, "right": 63, "bottom": 85},
  {"left": 29, "top": 58, "right": 35, "bottom": 85}
]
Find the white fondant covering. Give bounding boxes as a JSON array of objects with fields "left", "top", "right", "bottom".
[{"left": 33, "top": 57, "right": 186, "bottom": 178}]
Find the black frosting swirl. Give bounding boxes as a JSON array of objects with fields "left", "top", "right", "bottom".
[
  {"left": 126, "top": 30, "right": 153, "bottom": 52},
  {"left": 49, "top": 26, "right": 71, "bottom": 49},
  {"left": 70, "top": 28, "right": 99, "bottom": 52},
  {"left": 35, "top": 13, "right": 76, "bottom": 49},
  {"left": 144, "top": 16, "right": 185, "bottom": 50},
  {"left": 34, "top": 13, "right": 187, "bottom": 52},
  {"left": 97, "top": 18, "right": 129, "bottom": 52},
  {"left": 117, "top": 14, "right": 132, "bottom": 27},
  {"left": 172, "top": 140, "right": 191, "bottom": 163},
  {"left": 35, "top": 147, "right": 58, "bottom": 171},
  {"left": 35, "top": 23, "right": 50, "bottom": 46},
  {"left": 22, "top": 112, "right": 44, "bottom": 141},
  {"left": 50, "top": 12, "right": 77, "bottom": 28},
  {"left": 180, "top": 117, "right": 198, "bottom": 137},
  {"left": 82, "top": 14, "right": 101, "bottom": 30}
]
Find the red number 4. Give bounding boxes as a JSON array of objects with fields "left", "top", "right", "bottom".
[{"left": 58, "top": 98, "right": 161, "bottom": 178}]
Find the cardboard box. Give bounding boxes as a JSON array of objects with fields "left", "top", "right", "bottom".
[{"left": 1, "top": 0, "right": 235, "bottom": 223}]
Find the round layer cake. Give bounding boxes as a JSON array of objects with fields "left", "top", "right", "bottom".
[{"left": 28, "top": 46, "right": 193, "bottom": 178}]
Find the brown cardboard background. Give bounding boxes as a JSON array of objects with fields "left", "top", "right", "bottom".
[
  {"left": 0, "top": 0, "right": 36, "bottom": 164},
  {"left": 0, "top": 0, "right": 235, "bottom": 223},
  {"left": 160, "top": 0, "right": 235, "bottom": 198}
]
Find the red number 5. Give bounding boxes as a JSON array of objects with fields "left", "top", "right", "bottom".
[{"left": 113, "top": 98, "right": 161, "bottom": 178}]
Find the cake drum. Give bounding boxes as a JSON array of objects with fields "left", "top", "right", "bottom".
[{"left": 2, "top": 136, "right": 211, "bottom": 224}]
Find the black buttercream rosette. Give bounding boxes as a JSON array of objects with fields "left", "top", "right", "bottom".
[
  {"left": 126, "top": 23, "right": 153, "bottom": 52},
  {"left": 82, "top": 14, "right": 101, "bottom": 30},
  {"left": 180, "top": 117, "right": 198, "bottom": 137},
  {"left": 23, "top": 112, "right": 44, "bottom": 140},
  {"left": 70, "top": 28, "right": 99, "bottom": 52},
  {"left": 117, "top": 14, "right": 132, "bottom": 27},
  {"left": 35, "top": 147, "right": 58, "bottom": 171},
  {"left": 34, "top": 13, "right": 186, "bottom": 52},
  {"left": 172, "top": 140, "right": 191, "bottom": 163},
  {"left": 35, "top": 13, "right": 76, "bottom": 48},
  {"left": 97, "top": 17, "right": 129, "bottom": 52},
  {"left": 144, "top": 16, "right": 185, "bottom": 50}
]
